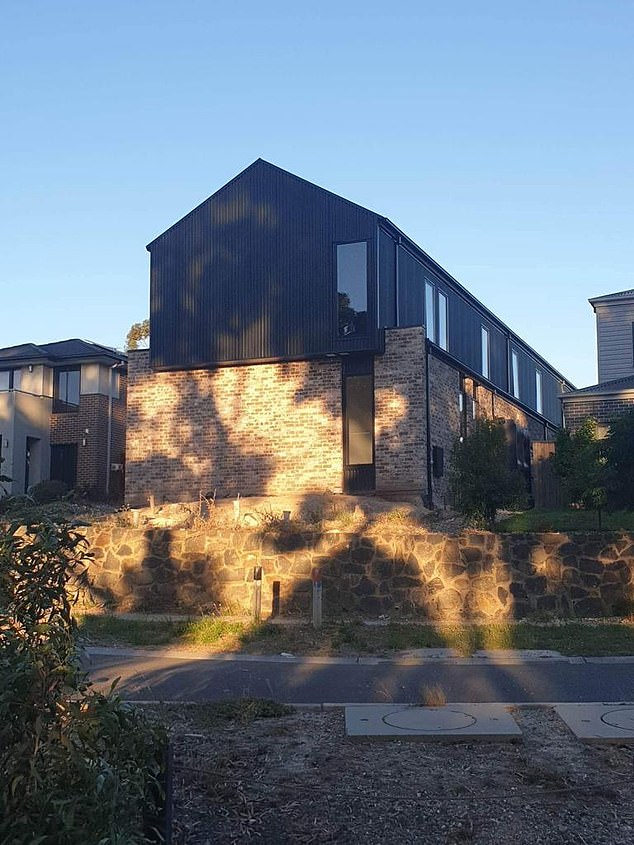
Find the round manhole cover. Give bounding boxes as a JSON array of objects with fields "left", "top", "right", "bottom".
[
  {"left": 600, "top": 707, "right": 634, "bottom": 731},
  {"left": 382, "top": 708, "right": 477, "bottom": 732}
]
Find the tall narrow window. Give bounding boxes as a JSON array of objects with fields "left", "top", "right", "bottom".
[
  {"left": 337, "top": 242, "right": 367, "bottom": 337},
  {"left": 425, "top": 281, "right": 435, "bottom": 343},
  {"left": 345, "top": 374, "right": 373, "bottom": 465},
  {"left": 481, "top": 326, "right": 490, "bottom": 379},
  {"left": 536, "top": 370, "right": 543, "bottom": 415},
  {"left": 53, "top": 368, "right": 80, "bottom": 411},
  {"left": 511, "top": 350, "right": 520, "bottom": 400},
  {"left": 438, "top": 291, "right": 448, "bottom": 350}
]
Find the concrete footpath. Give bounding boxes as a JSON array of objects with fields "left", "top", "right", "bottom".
[{"left": 87, "top": 647, "right": 634, "bottom": 705}]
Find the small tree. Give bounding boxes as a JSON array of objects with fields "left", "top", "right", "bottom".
[
  {"left": 603, "top": 408, "right": 634, "bottom": 510},
  {"left": 126, "top": 319, "right": 150, "bottom": 350},
  {"left": 449, "top": 418, "right": 527, "bottom": 528},
  {"left": 552, "top": 418, "right": 608, "bottom": 524}
]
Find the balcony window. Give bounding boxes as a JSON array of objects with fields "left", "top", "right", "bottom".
[
  {"left": 53, "top": 368, "right": 80, "bottom": 412},
  {"left": 337, "top": 241, "right": 368, "bottom": 337}
]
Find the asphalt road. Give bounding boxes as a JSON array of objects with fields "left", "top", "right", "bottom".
[{"left": 87, "top": 649, "right": 634, "bottom": 704}]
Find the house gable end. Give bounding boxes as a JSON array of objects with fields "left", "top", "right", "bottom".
[{"left": 150, "top": 160, "right": 381, "bottom": 369}]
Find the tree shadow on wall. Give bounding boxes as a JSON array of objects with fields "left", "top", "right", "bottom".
[{"left": 253, "top": 507, "right": 634, "bottom": 625}]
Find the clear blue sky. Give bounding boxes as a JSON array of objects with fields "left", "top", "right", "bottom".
[{"left": 2, "top": 0, "right": 632, "bottom": 388}]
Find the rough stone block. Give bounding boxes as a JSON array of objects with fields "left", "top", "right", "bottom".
[{"left": 525, "top": 576, "right": 547, "bottom": 595}]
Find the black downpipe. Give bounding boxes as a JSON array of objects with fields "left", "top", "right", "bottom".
[{"left": 425, "top": 340, "right": 433, "bottom": 508}]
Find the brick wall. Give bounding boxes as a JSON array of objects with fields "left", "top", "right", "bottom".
[
  {"left": 427, "top": 355, "right": 461, "bottom": 507},
  {"left": 428, "top": 356, "right": 553, "bottom": 508},
  {"left": 563, "top": 395, "right": 634, "bottom": 433},
  {"left": 374, "top": 327, "right": 427, "bottom": 494},
  {"left": 125, "top": 351, "right": 343, "bottom": 504},
  {"left": 469, "top": 379, "right": 547, "bottom": 441},
  {"left": 50, "top": 373, "right": 127, "bottom": 498}
]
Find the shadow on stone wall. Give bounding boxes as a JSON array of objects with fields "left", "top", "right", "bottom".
[{"left": 82, "top": 516, "right": 634, "bottom": 621}]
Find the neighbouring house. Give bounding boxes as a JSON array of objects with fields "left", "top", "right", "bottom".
[
  {"left": 561, "top": 289, "right": 634, "bottom": 433},
  {"left": 126, "top": 159, "right": 574, "bottom": 507},
  {"left": 0, "top": 339, "right": 126, "bottom": 498}
]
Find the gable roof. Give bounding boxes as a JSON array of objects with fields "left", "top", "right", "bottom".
[
  {"left": 0, "top": 339, "right": 126, "bottom": 367},
  {"left": 589, "top": 288, "right": 634, "bottom": 309},
  {"left": 146, "top": 158, "right": 380, "bottom": 250}
]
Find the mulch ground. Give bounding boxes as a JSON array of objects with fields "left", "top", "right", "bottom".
[{"left": 150, "top": 704, "right": 634, "bottom": 845}]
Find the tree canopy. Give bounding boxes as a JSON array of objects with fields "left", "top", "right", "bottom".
[{"left": 125, "top": 319, "right": 149, "bottom": 350}]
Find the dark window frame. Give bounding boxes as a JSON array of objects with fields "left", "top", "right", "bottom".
[
  {"left": 511, "top": 349, "right": 520, "bottom": 400},
  {"left": 0, "top": 369, "right": 16, "bottom": 391},
  {"left": 425, "top": 280, "right": 449, "bottom": 352},
  {"left": 53, "top": 367, "right": 81, "bottom": 412},
  {"left": 481, "top": 325, "right": 490, "bottom": 380},
  {"left": 335, "top": 239, "right": 370, "bottom": 339}
]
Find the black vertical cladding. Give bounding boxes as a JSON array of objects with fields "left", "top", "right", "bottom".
[
  {"left": 378, "top": 227, "right": 396, "bottom": 328},
  {"left": 148, "top": 159, "right": 572, "bottom": 427},
  {"left": 396, "top": 245, "right": 425, "bottom": 327},
  {"left": 149, "top": 160, "right": 381, "bottom": 369}
]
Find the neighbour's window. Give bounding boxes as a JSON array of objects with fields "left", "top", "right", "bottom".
[
  {"left": 511, "top": 350, "right": 520, "bottom": 400},
  {"left": 337, "top": 241, "right": 368, "bottom": 337},
  {"left": 53, "top": 368, "right": 80, "bottom": 411},
  {"left": 536, "top": 370, "right": 543, "bottom": 415},
  {"left": 0, "top": 369, "right": 20, "bottom": 391},
  {"left": 481, "top": 326, "right": 490, "bottom": 379}
]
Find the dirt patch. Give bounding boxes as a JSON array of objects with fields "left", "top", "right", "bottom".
[
  {"left": 114, "top": 492, "right": 467, "bottom": 535},
  {"left": 153, "top": 704, "right": 634, "bottom": 844}
]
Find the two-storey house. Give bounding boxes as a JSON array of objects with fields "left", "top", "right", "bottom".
[
  {"left": 126, "top": 160, "right": 574, "bottom": 507},
  {"left": 0, "top": 339, "right": 126, "bottom": 498}
]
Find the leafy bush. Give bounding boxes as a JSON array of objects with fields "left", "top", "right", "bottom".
[
  {"left": 449, "top": 418, "right": 527, "bottom": 527},
  {"left": 552, "top": 418, "right": 607, "bottom": 510},
  {"left": 0, "top": 512, "right": 166, "bottom": 844},
  {"left": 603, "top": 408, "right": 634, "bottom": 509},
  {"left": 28, "top": 478, "right": 69, "bottom": 503}
]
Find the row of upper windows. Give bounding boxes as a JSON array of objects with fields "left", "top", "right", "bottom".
[
  {"left": 0, "top": 366, "right": 81, "bottom": 409},
  {"left": 481, "top": 329, "right": 543, "bottom": 414},
  {"left": 336, "top": 239, "right": 548, "bottom": 418},
  {"left": 336, "top": 240, "right": 450, "bottom": 348},
  {"left": 0, "top": 366, "right": 120, "bottom": 410}
]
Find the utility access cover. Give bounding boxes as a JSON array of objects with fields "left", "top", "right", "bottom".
[
  {"left": 555, "top": 703, "right": 634, "bottom": 743},
  {"left": 345, "top": 704, "right": 521, "bottom": 741}
]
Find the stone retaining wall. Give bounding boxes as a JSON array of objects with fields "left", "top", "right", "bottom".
[{"left": 80, "top": 525, "right": 634, "bottom": 620}]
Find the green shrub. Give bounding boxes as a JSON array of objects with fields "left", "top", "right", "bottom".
[
  {"left": 28, "top": 478, "right": 69, "bottom": 503},
  {"left": 449, "top": 418, "right": 527, "bottom": 527},
  {"left": 0, "top": 512, "right": 166, "bottom": 844}
]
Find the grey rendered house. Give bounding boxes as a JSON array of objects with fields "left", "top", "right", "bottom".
[
  {"left": 0, "top": 339, "right": 126, "bottom": 498},
  {"left": 126, "top": 159, "right": 574, "bottom": 507}
]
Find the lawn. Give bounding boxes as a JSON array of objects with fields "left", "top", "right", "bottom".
[
  {"left": 496, "top": 508, "right": 634, "bottom": 533},
  {"left": 77, "top": 614, "right": 634, "bottom": 657}
]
